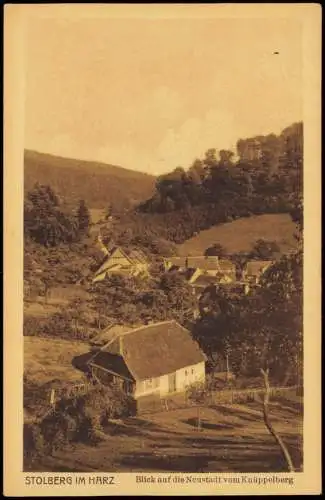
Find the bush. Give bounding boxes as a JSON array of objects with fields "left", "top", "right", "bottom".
[
  {"left": 40, "top": 411, "right": 76, "bottom": 454},
  {"left": 23, "top": 316, "right": 45, "bottom": 337},
  {"left": 34, "top": 384, "right": 137, "bottom": 453},
  {"left": 24, "top": 375, "right": 49, "bottom": 416},
  {"left": 23, "top": 423, "right": 45, "bottom": 463}
]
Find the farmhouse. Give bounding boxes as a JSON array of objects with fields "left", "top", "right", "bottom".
[
  {"left": 242, "top": 260, "right": 275, "bottom": 284},
  {"left": 189, "top": 274, "right": 243, "bottom": 297},
  {"left": 93, "top": 246, "right": 150, "bottom": 282},
  {"left": 163, "top": 256, "right": 236, "bottom": 284},
  {"left": 87, "top": 320, "right": 207, "bottom": 399}
]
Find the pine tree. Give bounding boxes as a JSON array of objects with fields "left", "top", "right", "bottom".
[{"left": 77, "top": 200, "right": 91, "bottom": 236}]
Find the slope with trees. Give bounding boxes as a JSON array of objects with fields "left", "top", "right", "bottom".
[{"left": 128, "top": 122, "right": 303, "bottom": 245}]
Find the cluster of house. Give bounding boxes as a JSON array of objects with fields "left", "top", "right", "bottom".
[
  {"left": 93, "top": 239, "right": 274, "bottom": 297},
  {"left": 87, "top": 243, "right": 275, "bottom": 404}
]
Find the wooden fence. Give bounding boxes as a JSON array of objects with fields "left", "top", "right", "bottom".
[
  {"left": 207, "top": 385, "right": 301, "bottom": 405},
  {"left": 138, "top": 385, "right": 301, "bottom": 415},
  {"left": 48, "top": 382, "right": 96, "bottom": 406}
]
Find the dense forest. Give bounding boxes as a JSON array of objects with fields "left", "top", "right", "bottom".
[
  {"left": 109, "top": 122, "right": 303, "bottom": 245},
  {"left": 24, "top": 150, "right": 155, "bottom": 213}
]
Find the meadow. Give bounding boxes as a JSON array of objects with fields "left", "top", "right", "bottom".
[
  {"left": 25, "top": 395, "right": 303, "bottom": 473},
  {"left": 177, "top": 213, "right": 297, "bottom": 256}
]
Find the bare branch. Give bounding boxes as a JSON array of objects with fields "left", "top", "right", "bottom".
[{"left": 260, "top": 368, "right": 295, "bottom": 472}]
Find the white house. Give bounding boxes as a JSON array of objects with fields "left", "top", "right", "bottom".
[
  {"left": 87, "top": 320, "right": 207, "bottom": 399},
  {"left": 242, "top": 260, "right": 275, "bottom": 284}
]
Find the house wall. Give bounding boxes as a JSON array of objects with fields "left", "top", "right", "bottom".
[
  {"left": 133, "top": 362, "right": 205, "bottom": 399},
  {"left": 109, "top": 249, "right": 133, "bottom": 268},
  {"left": 188, "top": 268, "right": 202, "bottom": 284},
  {"left": 134, "top": 375, "right": 166, "bottom": 399},
  {"left": 205, "top": 269, "right": 220, "bottom": 277},
  {"left": 91, "top": 365, "right": 115, "bottom": 385},
  {"left": 91, "top": 365, "right": 134, "bottom": 394},
  {"left": 175, "top": 361, "right": 205, "bottom": 392}
]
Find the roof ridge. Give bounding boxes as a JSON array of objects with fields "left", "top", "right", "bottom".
[{"left": 121, "top": 319, "right": 177, "bottom": 337}]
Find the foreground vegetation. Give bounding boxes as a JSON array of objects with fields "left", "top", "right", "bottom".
[
  {"left": 24, "top": 395, "right": 303, "bottom": 473},
  {"left": 23, "top": 120, "right": 304, "bottom": 471}
]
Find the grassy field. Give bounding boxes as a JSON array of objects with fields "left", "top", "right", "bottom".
[
  {"left": 26, "top": 396, "right": 303, "bottom": 473},
  {"left": 24, "top": 336, "right": 91, "bottom": 385},
  {"left": 177, "top": 213, "right": 297, "bottom": 256},
  {"left": 24, "top": 285, "right": 91, "bottom": 318}
]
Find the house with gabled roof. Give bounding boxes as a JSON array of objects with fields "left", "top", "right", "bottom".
[
  {"left": 93, "top": 246, "right": 150, "bottom": 282},
  {"left": 163, "top": 255, "right": 236, "bottom": 285},
  {"left": 242, "top": 260, "right": 275, "bottom": 284},
  {"left": 87, "top": 320, "right": 207, "bottom": 399}
]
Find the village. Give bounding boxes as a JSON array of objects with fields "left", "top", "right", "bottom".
[
  {"left": 23, "top": 207, "right": 303, "bottom": 474},
  {"left": 20, "top": 15, "right": 304, "bottom": 472},
  {"left": 86, "top": 234, "right": 276, "bottom": 407}
]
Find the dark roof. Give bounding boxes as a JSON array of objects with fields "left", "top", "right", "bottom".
[
  {"left": 165, "top": 256, "right": 235, "bottom": 273},
  {"left": 165, "top": 256, "right": 219, "bottom": 271},
  {"left": 92, "top": 320, "right": 206, "bottom": 381},
  {"left": 90, "top": 352, "right": 134, "bottom": 381}
]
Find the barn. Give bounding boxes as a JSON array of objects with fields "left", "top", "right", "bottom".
[{"left": 87, "top": 320, "right": 207, "bottom": 399}]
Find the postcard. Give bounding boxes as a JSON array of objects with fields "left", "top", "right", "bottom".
[{"left": 3, "top": 3, "right": 322, "bottom": 496}]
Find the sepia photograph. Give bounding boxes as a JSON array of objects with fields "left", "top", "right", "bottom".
[{"left": 3, "top": 3, "right": 321, "bottom": 496}]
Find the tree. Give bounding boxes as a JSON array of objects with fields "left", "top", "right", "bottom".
[
  {"left": 24, "top": 184, "right": 79, "bottom": 247},
  {"left": 186, "top": 381, "right": 210, "bottom": 432},
  {"left": 204, "top": 243, "right": 226, "bottom": 257},
  {"left": 250, "top": 239, "right": 280, "bottom": 260},
  {"left": 188, "top": 159, "right": 206, "bottom": 184},
  {"left": 159, "top": 272, "right": 198, "bottom": 323},
  {"left": 204, "top": 148, "right": 217, "bottom": 168},
  {"left": 219, "top": 149, "right": 234, "bottom": 166},
  {"left": 77, "top": 200, "right": 91, "bottom": 236},
  {"left": 260, "top": 368, "right": 295, "bottom": 472}
]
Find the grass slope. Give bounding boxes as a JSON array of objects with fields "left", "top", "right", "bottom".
[
  {"left": 26, "top": 397, "right": 302, "bottom": 473},
  {"left": 24, "top": 150, "right": 156, "bottom": 211},
  {"left": 24, "top": 336, "right": 90, "bottom": 385},
  {"left": 177, "top": 213, "right": 297, "bottom": 256}
]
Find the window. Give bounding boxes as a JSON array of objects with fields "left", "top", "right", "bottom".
[
  {"left": 146, "top": 378, "right": 153, "bottom": 389},
  {"left": 191, "top": 368, "right": 194, "bottom": 374},
  {"left": 144, "top": 378, "right": 160, "bottom": 390},
  {"left": 185, "top": 370, "right": 188, "bottom": 376}
]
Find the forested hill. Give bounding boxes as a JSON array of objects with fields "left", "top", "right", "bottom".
[
  {"left": 24, "top": 150, "right": 156, "bottom": 212},
  {"left": 120, "top": 122, "right": 303, "bottom": 245}
]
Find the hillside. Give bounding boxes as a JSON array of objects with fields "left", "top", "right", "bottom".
[
  {"left": 24, "top": 336, "right": 90, "bottom": 386},
  {"left": 24, "top": 150, "right": 156, "bottom": 211},
  {"left": 176, "top": 213, "right": 298, "bottom": 256}
]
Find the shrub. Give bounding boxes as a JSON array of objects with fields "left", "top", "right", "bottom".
[
  {"left": 23, "top": 316, "right": 45, "bottom": 337},
  {"left": 23, "top": 423, "right": 45, "bottom": 463},
  {"left": 40, "top": 411, "right": 77, "bottom": 454},
  {"left": 35, "top": 384, "right": 136, "bottom": 453}
]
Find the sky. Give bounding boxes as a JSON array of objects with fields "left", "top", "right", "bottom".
[{"left": 24, "top": 11, "right": 302, "bottom": 175}]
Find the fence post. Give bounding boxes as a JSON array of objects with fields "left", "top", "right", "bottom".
[{"left": 50, "top": 388, "right": 56, "bottom": 410}]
